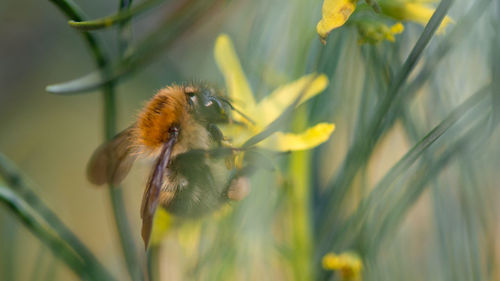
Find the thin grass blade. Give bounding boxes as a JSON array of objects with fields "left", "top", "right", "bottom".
[{"left": 316, "top": 0, "right": 456, "bottom": 233}]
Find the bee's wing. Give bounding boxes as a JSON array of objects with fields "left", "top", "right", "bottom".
[
  {"left": 87, "top": 127, "right": 137, "bottom": 186},
  {"left": 140, "top": 131, "right": 178, "bottom": 248}
]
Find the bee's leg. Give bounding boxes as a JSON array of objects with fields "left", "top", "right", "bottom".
[
  {"left": 206, "top": 124, "right": 224, "bottom": 144},
  {"left": 226, "top": 176, "right": 251, "bottom": 201},
  {"left": 225, "top": 164, "right": 255, "bottom": 201}
]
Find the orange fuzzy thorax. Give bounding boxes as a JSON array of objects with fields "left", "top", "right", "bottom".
[{"left": 136, "top": 86, "right": 187, "bottom": 149}]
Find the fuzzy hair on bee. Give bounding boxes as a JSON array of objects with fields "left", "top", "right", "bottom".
[{"left": 87, "top": 83, "right": 250, "bottom": 248}]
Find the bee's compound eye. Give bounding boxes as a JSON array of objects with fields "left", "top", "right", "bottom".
[{"left": 207, "top": 97, "right": 224, "bottom": 112}]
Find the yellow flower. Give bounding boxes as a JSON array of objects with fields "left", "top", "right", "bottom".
[
  {"left": 317, "top": 0, "right": 358, "bottom": 44},
  {"left": 378, "top": 0, "right": 453, "bottom": 33},
  {"left": 357, "top": 21, "right": 405, "bottom": 44},
  {"left": 149, "top": 35, "right": 335, "bottom": 246},
  {"left": 322, "top": 252, "right": 363, "bottom": 281},
  {"left": 214, "top": 34, "right": 335, "bottom": 151}
]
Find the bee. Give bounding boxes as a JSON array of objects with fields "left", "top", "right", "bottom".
[{"left": 87, "top": 84, "right": 251, "bottom": 247}]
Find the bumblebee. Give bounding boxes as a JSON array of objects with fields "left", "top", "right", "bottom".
[{"left": 87, "top": 84, "right": 250, "bottom": 247}]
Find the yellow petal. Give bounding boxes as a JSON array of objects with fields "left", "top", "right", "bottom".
[
  {"left": 384, "top": 22, "right": 405, "bottom": 42},
  {"left": 254, "top": 74, "right": 329, "bottom": 127},
  {"left": 150, "top": 208, "right": 173, "bottom": 246},
  {"left": 259, "top": 123, "right": 335, "bottom": 151},
  {"left": 379, "top": 2, "right": 453, "bottom": 33},
  {"left": 219, "top": 123, "right": 255, "bottom": 147},
  {"left": 214, "top": 34, "right": 256, "bottom": 114},
  {"left": 316, "top": 0, "right": 357, "bottom": 43},
  {"left": 390, "top": 22, "right": 405, "bottom": 34}
]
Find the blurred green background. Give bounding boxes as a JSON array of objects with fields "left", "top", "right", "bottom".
[{"left": 1, "top": 0, "right": 499, "bottom": 280}]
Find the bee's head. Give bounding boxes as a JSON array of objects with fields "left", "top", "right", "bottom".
[{"left": 185, "top": 86, "right": 231, "bottom": 123}]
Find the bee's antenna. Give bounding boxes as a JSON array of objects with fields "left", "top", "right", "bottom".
[{"left": 220, "top": 98, "right": 256, "bottom": 125}]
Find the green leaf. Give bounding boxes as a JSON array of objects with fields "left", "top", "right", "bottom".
[{"left": 46, "top": 71, "right": 112, "bottom": 94}]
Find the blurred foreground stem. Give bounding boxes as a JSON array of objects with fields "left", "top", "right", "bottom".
[
  {"left": 0, "top": 186, "right": 96, "bottom": 281},
  {"left": 330, "top": 83, "right": 491, "bottom": 253},
  {"left": 0, "top": 153, "right": 116, "bottom": 281},
  {"left": 316, "top": 0, "right": 455, "bottom": 236}
]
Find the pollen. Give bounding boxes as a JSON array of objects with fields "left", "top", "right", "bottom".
[{"left": 136, "top": 85, "right": 188, "bottom": 149}]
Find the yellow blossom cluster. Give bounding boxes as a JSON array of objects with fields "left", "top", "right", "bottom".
[
  {"left": 357, "top": 21, "right": 404, "bottom": 44},
  {"left": 317, "top": 0, "right": 453, "bottom": 44}
]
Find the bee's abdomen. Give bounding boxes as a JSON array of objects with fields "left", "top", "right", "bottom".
[
  {"left": 136, "top": 86, "right": 187, "bottom": 149},
  {"left": 162, "top": 157, "right": 230, "bottom": 217}
]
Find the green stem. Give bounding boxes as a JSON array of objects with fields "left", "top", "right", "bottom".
[
  {"left": 47, "top": 1, "right": 144, "bottom": 280},
  {"left": 118, "top": 0, "right": 134, "bottom": 56},
  {"left": 48, "top": 0, "right": 107, "bottom": 67},
  {"left": 104, "top": 84, "right": 144, "bottom": 281},
  {"left": 286, "top": 3, "right": 319, "bottom": 278},
  {"left": 103, "top": 84, "right": 144, "bottom": 281},
  {"left": 289, "top": 110, "right": 313, "bottom": 281},
  {"left": 103, "top": 1, "right": 145, "bottom": 281},
  {"left": 46, "top": 0, "right": 220, "bottom": 94},
  {"left": 68, "top": 0, "right": 165, "bottom": 31}
]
